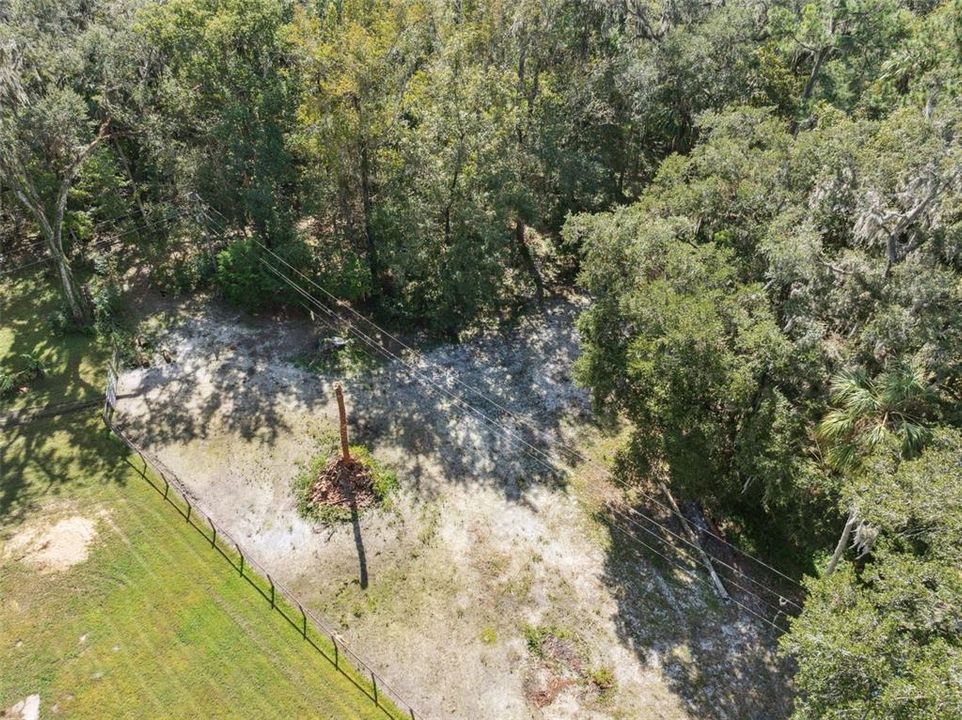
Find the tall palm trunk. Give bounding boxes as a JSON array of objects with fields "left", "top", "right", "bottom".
[{"left": 826, "top": 508, "right": 858, "bottom": 575}]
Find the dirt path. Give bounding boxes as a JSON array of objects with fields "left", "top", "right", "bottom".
[{"left": 115, "top": 296, "right": 791, "bottom": 719}]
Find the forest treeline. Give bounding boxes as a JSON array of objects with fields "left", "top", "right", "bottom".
[{"left": 2, "top": 0, "right": 961, "bottom": 716}]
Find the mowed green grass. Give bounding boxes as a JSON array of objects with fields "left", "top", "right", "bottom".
[{"left": 0, "top": 274, "right": 390, "bottom": 718}]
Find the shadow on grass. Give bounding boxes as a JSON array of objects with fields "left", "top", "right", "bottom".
[
  {"left": 107, "top": 292, "right": 796, "bottom": 717},
  {"left": 120, "top": 439, "right": 405, "bottom": 719}
]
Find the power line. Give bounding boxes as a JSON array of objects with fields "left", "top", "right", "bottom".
[
  {"left": 253, "top": 244, "right": 790, "bottom": 621},
  {"left": 203, "top": 202, "right": 805, "bottom": 595},
  {"left": 199, "top": 208, "right": 796, "bottom": 613},
  {"left": 0, "top": 210, "right": 187, "bottom": 277},
  {"left": 253, "top": 249, "right": 795, "bottom": 627},
  {"left": 200, "top": 211, "right": 800, "bottom": 618},
  {"left": 201, "top": 215, "right": 799, "bottom": 626},
  {"left": 208, "top": 211, "right": 805, "bottom": 599},
  {"left": 10, "top": 205, "right": 150, "bottom": 257}
]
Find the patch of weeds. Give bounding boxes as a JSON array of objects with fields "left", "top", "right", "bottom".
[
  {"left": 523, "top": 623, "right": 621, "bottom": 705},
  {"left": 503, "top": 564, "right": 534, "bottom": 601},
  {"left": 0, "top": 352, "right": 47, "bottom": 401},
  {"left": 476, "top": 550, "right": 511, "bottom": 579},
  {"left": 522, "top": 624, "right": 573, "bottom": 659},
  {"left": 479, "top": 626, "right": 497, "bottom": 645},
  {"left": 417, "top": 502, "right": 441, "bottom": 545},
  {"left": 293, "top": 437, "right": 397, "bottom": 524},
  {"left": 589, "top": 665, "right": 617, "bottom": 699},
  {"left": 290, "top": 337, "right": 383, "bottom": 377}
]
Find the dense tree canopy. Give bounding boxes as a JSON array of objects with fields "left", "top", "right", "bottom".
[{"left": 3, "top": 0, "right": 962, "bottom": 714}]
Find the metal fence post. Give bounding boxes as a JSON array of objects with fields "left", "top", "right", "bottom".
[
  {"left": 207, "top": 516, "right": 216, "bottom": 547},
  {"left": 409, "top": 708, "right": 415, "bottom": 720},
  {"left": 267, "top": 575, "right": 275, "bottom": 608},
  {"left": 235, "top": 542, "right": 244, "bottom": 576},
  {"left": 331, "top": 635, "right": 338, "bottom": 668},
  {"left": 185, "top": 500, "right": 191, "bottom": 524},
  {"left": 163, "top": 478, "right": 169, "bottom": 500},
  {"left": 298, "top": 603, "right": 307, "bottom": 638},
  {"left": 371, "top": 673, "right": 378, "bottom": 705}
]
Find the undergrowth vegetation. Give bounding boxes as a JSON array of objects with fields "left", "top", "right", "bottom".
[{"left": 293, "top": 438, "right": 398, "bottom": 525}]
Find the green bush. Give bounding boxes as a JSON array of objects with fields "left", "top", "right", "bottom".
[
  {"left": 216, "top": 236, "right": 315, "bottom": 312},
  {"left": 215, "top": 238, "right": 265, "bottom": 310},
  {"left": 153, "top": 250, "right": 214, "bottom": 296},
  {"left": 19, "top": 352, "right": 46, "bottom": 379},
  {"left": 0, "top": 353, "right": 48, "bottom": 401},
  {"left": 0, "top": 369, "right": 16, "bottom": 400},
  {"left": 589, "top": 665, "right": 616, "bottom": 696},
  {"left": 316, "top": 249, "right": 371, "bottom": 303}
]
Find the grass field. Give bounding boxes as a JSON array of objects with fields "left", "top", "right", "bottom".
[{"left": 0, "top": 273, "right": 391, "bottom": 719}]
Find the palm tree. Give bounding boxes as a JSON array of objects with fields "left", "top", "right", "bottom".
[
  {"left": 817, "top": 362, "right": 936, "bottom": 574},
  {"left": 817, "top": 363, "right": 935, "bottom": 471}
]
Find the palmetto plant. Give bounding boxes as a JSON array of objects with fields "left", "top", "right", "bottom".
[
  {"left": 817, "top": 363, "right": 936, "bottom": 472},
  {"left": 818, "top": 362, "right": 937, "bottom": 574}
]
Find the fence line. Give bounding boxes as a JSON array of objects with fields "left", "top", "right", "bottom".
[
  {"left": 102, "top": 398, "right": 426, "bottom": 720},
  {"left": 1, "top": 396, "right": 102, "bottom": 428}
]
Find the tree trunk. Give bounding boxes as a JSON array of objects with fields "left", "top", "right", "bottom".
[
  {"left": 826, "top": 508, "right": 858, "bottom": 575},
  {"left": 334, "top": 382, "right": 351, "bottom": 462},
  {"left": 512, "top": 40, "right": 544, "bottom": 307},
  {"left": 112, "top": 138, "right": 150, "bottom": 230},
  {"left": 53, "top": 247, "right": 90, "bottom": 324},
  {"left": 359, "top": 140, "right": 379, "bottom": 290},
  {"left": 792, "top": 42, "right": 831, "bottom": 137},
  {"left": 658, "top": 481, "right": 730, "bottom": 600},
  {"left": 15, "top": 188, "right": 91, "bottom": 325},
  {"left": 514, "top": 219, "right": 544, "bottom": 305},
  {"left": 3, "top": 118, "right": 107, "bottom": 326}
]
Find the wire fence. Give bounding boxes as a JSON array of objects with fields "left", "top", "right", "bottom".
[{"left": 102, "top": 375, "right": 427, "bottom": 720}]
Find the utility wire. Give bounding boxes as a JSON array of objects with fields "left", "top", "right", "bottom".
[
  {"left": 211, "top": 217, "right": 798, "bottom": 626},
  {"left": 255, "top": 249, "right": 793, "bottom": 629},
  {"left": 199, "top": 209, "right": 800, "bottom": 621},
  {"left": 0, "top": 210, "right": 187, "bottom": 276},
  {"left": 10, "top": 205, "right": 151, "bottom": 257},
  {"left": 203, "top": 202, "right": 805, "bottom": 595}
]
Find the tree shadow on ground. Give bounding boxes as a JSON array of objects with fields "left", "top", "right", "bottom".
[
  {"left": 1, "top": 412, "right": 131, "bottom": 526},
  {"left": 1, "top": 271, "right": 129, "bottom": 524},
  {"left": 113, "top": 295, "right": 589, "bottom": 503},
  {"left": 109, "top": 292, "right": 795, "bottom": 716},
  {"left": 593, "top": 491, "right": 796, "bottom": 719}
]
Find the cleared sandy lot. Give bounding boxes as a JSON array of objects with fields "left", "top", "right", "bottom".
[{"left": 115, "top": 295, "right": 791, "bottom": 719}]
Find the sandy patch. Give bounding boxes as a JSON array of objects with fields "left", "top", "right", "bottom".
[
  {"left": 4, "top": 514, "right": 102, "bottom": 573},
  {"left": 4, "top": 694, "right": 40, "bottom": 720}
]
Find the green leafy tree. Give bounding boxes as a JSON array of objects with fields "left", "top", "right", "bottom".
[
  {"left": 137, "top": 0, "right": 299, "bottom": 244},
  {"left": 817, "top": 363, "right": 937, "bottom": 471},
  {"left": 0, "top": 0, "right": 132, "bottom": 323},
  {"left": 783, "top": 430, "right": 962, "bottom": 718}
]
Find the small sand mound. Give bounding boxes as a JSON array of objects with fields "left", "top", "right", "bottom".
[
  {"left": 4, "top": 515, "right": 100, "bottom": 573},
  {"left": 307, "top": 456, "right": 376, "bottom": 509}
]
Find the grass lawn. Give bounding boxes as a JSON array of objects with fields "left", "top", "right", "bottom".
[{"left": 0, "top": 273, "right": 392, "bottom": 719}]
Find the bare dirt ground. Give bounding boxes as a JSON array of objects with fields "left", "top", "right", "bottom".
[
  {"left": 114, "top": 294, "right": 792, "bottom": 720},
  {"left": 3, "top": 513, "right": 103, "bottom": 574},
  {"left": 3, "top": 693, "right": 40, "bottom": 720}
]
